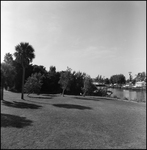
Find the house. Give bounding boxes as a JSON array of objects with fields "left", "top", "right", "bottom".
[
  {"left": 135, "top": 81, "right": 146, "bottom": 87},
  {"left": 92, "top": 82, "right": 99, "bottom": 86}
]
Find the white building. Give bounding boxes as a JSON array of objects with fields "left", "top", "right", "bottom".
[{"left": 135, "top": 81, "right": 146, "bottom": 87}]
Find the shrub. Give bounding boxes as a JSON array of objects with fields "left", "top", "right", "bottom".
[
  {"left": 123, "top": 97, "right": 128, "bottom": 100},
  {"left": 113, "top": 95, "right": 119, "bottom": 99},
  {"left": 24, "top": 73, "right": 44, "bottom": 95}
]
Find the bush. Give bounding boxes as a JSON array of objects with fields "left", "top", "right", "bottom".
[
  {"left": 24, "top": 73, "right": 44, "bottom": 95},
  {"left": 123, "top": 97, "right": 128, "bottom": 100},
  {"left": 113, "top": 95, "right": 119, "bottom": 99},
  {"left": 93, "top": 89, "right": 107, "bottom": 96}
]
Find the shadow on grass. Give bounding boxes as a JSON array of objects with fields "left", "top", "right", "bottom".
[
  {"left": 53, "top": 104, "right": 92, "bottom": 110},
  {"left": 2, "top": 100, "right": 42, "bottom": 109},
  {"left": 1, "top": 113, "right": 33, "bottom": 128},
  {"left": 41, "top": 94, "right": 58, "bottom": 97},
  {"left": 27, "top": 95, "right": 52, "bottom": 99},
  {"left": 73, "top": 96, "right": 119, "bottom": 101},
  {"left": 73, "top": 96, "right": 100, "bottom": 101}
]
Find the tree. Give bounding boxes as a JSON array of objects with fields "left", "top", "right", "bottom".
[
  {"left": 58, "top": 67, "right": 72, "bottom": 96},
  {"left": 1, "top": 63, "right": 16, "bottom": 90},
  {"left": 49, "top": 66, "right": 56, "bottom": 73},
  {"left": 75, "top": 72, "right": 85, "bottom": 88},
  {"left": 82, "top": 75, "right": 96, "bottom": 96},
  {"left": 32, "top": 65, "right": 47, "bottom": 75},
  {"left": 12, "top": 61, "right": 23, "bottom": 92},
  {"left": 117, "top": 74, "right": 126, "bottom": 85},
  {"left": 3, "top": 53, "right": 17, "bottom": 91},
  {"left": 69, "top": 71, "right": 85, "bottom": 95},
  {"left": 0, "top": 68, "right": 4, "bottom": 100},
  {"left": 4, "top": 53, "right": 14, "bottom": 65},
  {"left": 45, "top": 66, "right": 59, "bottom": 94},
  {"left": 14, "top": 42, "right": 35, "bottom": 99},
  {"left": 135, "top": 72, "right": 146, "bottom": 82},
  {"left": 24, "top": 73, "right": 44, "bottom": 96},
  {"left": 95, "top": 75, "right": 104, "bottom": 83},
  {"left": 110, "top": 74, "right": 126, "bottom": 85},
  {"left": 0, "top": 63, "right": 16, "bottom": 100},
  {"left": 104, "top": 78, "right": 110, "bottom": 84}
]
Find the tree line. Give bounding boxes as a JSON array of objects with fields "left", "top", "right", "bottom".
[{"left": 1, "top": 42, "right": 146, "bottom": 100}]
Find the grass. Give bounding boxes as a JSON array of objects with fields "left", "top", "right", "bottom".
[{"left": 1, "top": 91, "right": 146, "bottom": 149}]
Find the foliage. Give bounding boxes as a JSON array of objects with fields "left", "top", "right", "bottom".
[
  {"left": 1, "top": 63, "right": 16, "bottom": 89},
  {"left": 11, "top": 61, "right": 23, "bottom": 92},
  {"left": 4, "top": 53, "right": 14, "bottom": 65},
  {"left": 135, "top": 72, "right": 146, "bottom": 82},
  {"left": 104, "top": 78, "right": 110, "bottom": 84},
  {"left": 43, "top": 66, "right": 60, "bottom": 94},
  {"left": 49, "top": 66, "right": 56, "bottom": 73},
  {"left": 131, "top": 79, "right": 136, "bottom": 85},
  {"left": 69, "top": 71, "right": 85, "bottom": 95},
  {"left": 93, "top": 88, "right": 108, "bottom": 96},
  {"left": 110, "top": 74, "right": 126, "bottom": 85},
  {"left": 11, "top": 63, "right": 48, "bottom": 93},
  {"left": 24, "top": 73, "right": 44, "bottom": 95},
  {"left": 58, "top": 67, "right": 72, "bottom": 96},
  {"left": 32, "top": 65, "right": 47, "bottom": 75},
  {"left": 14, "top": 42, "right": 35, "bottom": 67},
  {"left": 4, "top": 46, "right": 144, "bottom": 97},
  {"left": 82, "top": 75, "right": 97, "bottom": 96},
  {"left": 0, "top": 68, "right": 4, "bottom": 100},
  {"left": 14, "top": 42, "right": 35, "bottom": 99},
  {"left": 95, "top": 75, "right": 105, "bottom": 83}
]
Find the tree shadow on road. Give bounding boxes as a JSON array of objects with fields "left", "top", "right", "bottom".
[
  {"left": 53, "top": 104, "right": 92, "bottom": 110},
  {"left": 1, "top": 113, "right": 33, "bottom": 128},
  {"left": 2, "top": 100, "right": 42, "bottom": 109}
]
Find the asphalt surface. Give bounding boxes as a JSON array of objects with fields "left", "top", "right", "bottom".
[{"left": 1, "top": 91, "right": 146, "bottom": 149}]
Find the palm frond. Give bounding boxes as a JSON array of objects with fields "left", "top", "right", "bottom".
[{"left": 14, "top": 42, "right": 35, "bottom": 67}]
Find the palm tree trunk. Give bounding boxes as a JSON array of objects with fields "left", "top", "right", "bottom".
[{"left": 21, "top": 67, "right": 25, "bottom": 99}]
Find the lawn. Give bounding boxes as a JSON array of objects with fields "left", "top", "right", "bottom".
[{"left": 1, "top": 90, "right": 146, "bottom": 149}]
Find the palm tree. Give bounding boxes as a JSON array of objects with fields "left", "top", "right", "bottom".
[{"left": 14, "top": 42, "right": 35, "bottom": 99}]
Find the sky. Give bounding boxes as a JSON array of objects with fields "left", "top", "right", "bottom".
[{"left": 1, "top": 1, "right": 146, "bottom": 79}]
